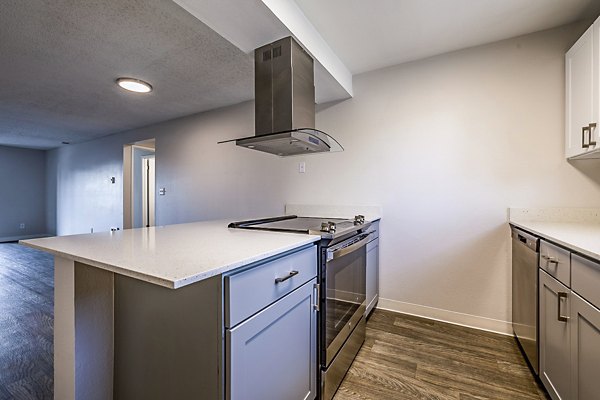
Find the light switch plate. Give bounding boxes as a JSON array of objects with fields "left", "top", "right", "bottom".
[{"left": 298, "top": 162, "right": 306, "bottom": 173}]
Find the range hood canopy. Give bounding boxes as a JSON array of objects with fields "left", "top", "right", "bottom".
[{"left": 218, "top": 36, "right": 343, "bottom": 157}]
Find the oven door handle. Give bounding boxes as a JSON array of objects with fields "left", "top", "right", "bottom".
[{"left": 327, "top": 232, "right": 372, "bottom": 261}]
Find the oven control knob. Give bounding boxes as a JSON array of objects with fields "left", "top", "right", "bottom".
[
  {"left": 354, "top": 215, "right": 365, "bottom": 225},
  {"left": 322, "top": 221, "right": 336, "bottom": 232}
]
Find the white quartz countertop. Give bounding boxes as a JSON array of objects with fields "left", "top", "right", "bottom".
[
  {"left": 509, "top": 219, "right": 600, "bottom": 262},
  {"left": 22, "top": 220, "right": 320, "bottom": 289}
]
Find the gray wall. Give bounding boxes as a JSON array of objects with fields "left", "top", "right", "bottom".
[
  {"left": 0, "top": 145, "right": 47, "bottom": 241},
  {"left": 48, "top": 102, "right": 287, "bottom": 236}
]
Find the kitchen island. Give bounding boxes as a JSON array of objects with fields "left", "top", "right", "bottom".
[{"left": 22, "top": 220, "right": 320, "bottom": 400}]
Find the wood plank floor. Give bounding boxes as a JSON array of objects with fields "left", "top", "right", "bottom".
[
  {"left": 0, "top": 243, "right": 54, "bottom": 400},
  {"left": 334, "top": 309, "right": 550, "bottom": 400},
  {"left": 0, "top": 242, "right": 548, "bottom": 400}
]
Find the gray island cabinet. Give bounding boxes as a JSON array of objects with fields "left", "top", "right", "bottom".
[
  {"left": 22, "top": 220, "right": 320, "bottom": 400},
  {"left": 225, "top": 245, "right": 317, "bottom": 400}
]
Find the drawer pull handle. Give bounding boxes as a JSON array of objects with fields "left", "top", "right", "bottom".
[
  {"left": 275, "top": 270, "right": 298, "bottom": 283},
  {"left": 541, "top": 254, "right": 559, "bottom": 265},
  {"left": 557, "top": 292, "right": 569, "bottom": 322},
  {"left": 313, "top": 283, "right": 320, "bottom": 311},
  {"left": 589, "top": 123, "right": 597, "bottom": 146}
]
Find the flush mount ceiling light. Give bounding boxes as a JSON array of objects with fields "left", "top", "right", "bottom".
[{"left": 116, "top": 78, "right": 152, "bottom": 93}]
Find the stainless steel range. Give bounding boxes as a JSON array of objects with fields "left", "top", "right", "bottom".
[{"left": 228, "top": 215, "right": 371, "bottom": 400}]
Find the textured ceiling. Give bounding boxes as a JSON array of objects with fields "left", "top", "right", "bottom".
[
  {"left": 0, "top": 0, "right": 254, "bottom": 149},
  {"left": 295, "top": 0, "right": 600, "bottom": 74},
  {"left": 5, "top": 0, "right": 600, "bottom": 150}
]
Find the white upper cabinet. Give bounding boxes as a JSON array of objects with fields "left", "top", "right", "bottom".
[{"left": 566, "top": 24, "right": 596, "bottom": 159}]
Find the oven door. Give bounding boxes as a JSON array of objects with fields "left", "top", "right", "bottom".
[{"left": 323, "top": 232, "right": 369, "bottom": 366}]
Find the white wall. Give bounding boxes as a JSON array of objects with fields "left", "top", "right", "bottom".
[
  {"left": 48, "top": 102, "right": 287, "bottom": 236},
  {"left": 0, "top": 145, "right": 47, "bottom": 241},
  {"left": 279, "top": 22, "right": 600, "bottom": 332}
]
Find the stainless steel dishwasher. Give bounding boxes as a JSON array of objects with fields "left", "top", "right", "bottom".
[{"left": 511, "top": 227, "right": 540, "bottom": 375}]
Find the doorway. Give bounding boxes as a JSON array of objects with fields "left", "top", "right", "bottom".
[
  {"left": 141, "top": 155, "right": 155, "bottom": 228},
  {"left": 123, "top": 139, "right": 156, "bottom": 229}
]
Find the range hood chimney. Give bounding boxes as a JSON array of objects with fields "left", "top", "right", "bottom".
[{"left": 218, "top": 37, "right": 343, "bottom": 157}]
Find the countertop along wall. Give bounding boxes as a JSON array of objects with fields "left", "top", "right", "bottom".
[
  {"left": 280, "top": 22, "right": 600, "bottom": 333},
  {"left": 47, "top": 102, "right": 288, "bottom": 236},
  {"left": 0, "top": 145, "right": 47, "bottom": 241}
]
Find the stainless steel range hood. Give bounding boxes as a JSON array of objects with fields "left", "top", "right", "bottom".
[{"left": 218, "top": 37, "right": 343, "bottom": 157}]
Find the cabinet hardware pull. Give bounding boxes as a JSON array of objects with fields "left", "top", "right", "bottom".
[
  {"left": 541, "top": 254, "right": 559, "bottom": 265},
  {"left": 582, "top": 126, "right": 590, "bottom": 149},
  {"left": 557, "top": 291, "right": 569, "bottom": 322},
  {"left": 589, "top": 122, "right": 597, "bottom": 146},
  {"left": 313, "top": 283, "right": 320, "bottom": 311},
  {"left": 274, "top": 270, "right": 298, "bottom": 283}
]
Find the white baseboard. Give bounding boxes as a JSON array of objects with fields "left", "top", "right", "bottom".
[
  {"left": 376, "top": 298, "right": 513, "bottom": 336},
  {"left": 0, "top": 233, "right": 52, "bottom": 243}
]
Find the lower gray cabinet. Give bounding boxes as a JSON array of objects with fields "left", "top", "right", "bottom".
[
  {"left": 365, "top": 237, "right": 379, "bottom": 316},
  {"left": 539, "top": 270, "right": 571, "bottom": 400},
  {"left": 226, "top": 278, "right": 317, "bottom": 400},
  {"left": 365, "top": 221, "right": 380, "bottom": 317},
  {"left": 570, "top": 292, "right": 600, "bottom": 400}
]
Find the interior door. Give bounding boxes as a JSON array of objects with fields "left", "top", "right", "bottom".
[{"left": 142, "top": 156, "right": 156, "bottom": 227}]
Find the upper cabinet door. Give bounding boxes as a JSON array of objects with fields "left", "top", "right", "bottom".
[{"left": 566, "top": 25, "right": 595, "bottom": 159}]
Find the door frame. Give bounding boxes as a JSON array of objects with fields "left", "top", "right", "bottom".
[{"left": 123, "top": 140, "right": 155, "bottom": 229}]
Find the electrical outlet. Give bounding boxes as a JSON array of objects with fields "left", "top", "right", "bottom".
[
  {"left": 19, "top": 223, "right": 25, "bottom": 229},
  {"left": 298, "top": 161, "right": 306, "bottom": 173},
  {"left": 159, "top": 188, "right": 166, "bottom": 195}
]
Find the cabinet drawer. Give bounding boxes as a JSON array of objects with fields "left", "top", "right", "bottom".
[
  {"left": 225, "top": 246, "right": 317, "bottom": 328},
  {"left": 539, "top": 240, "right": 571, "bottom": 286},
  {"left": 572, "top": 254, "right": 600, "bottom": 309}
]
